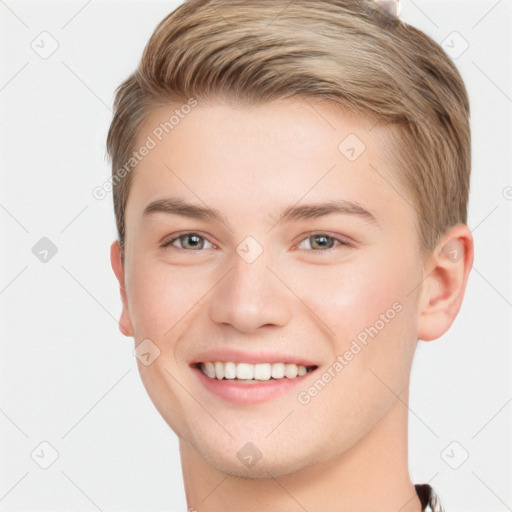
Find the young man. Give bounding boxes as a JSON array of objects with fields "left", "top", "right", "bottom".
[{"left": 107, "top": 1, "right": 473, "bottom": 510}]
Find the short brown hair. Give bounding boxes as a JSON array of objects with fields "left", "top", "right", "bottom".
[{"left": 106, "top": 0, "right": 470, "bottom": 254}]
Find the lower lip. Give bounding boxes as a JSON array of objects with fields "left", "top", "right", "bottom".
[{"left": 191, "top": 366, "right": 316, "bottom": 405}]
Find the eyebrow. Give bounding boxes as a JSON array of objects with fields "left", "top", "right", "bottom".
[{"left": 143, "top": 198, "right": 379, "bottom": 227}]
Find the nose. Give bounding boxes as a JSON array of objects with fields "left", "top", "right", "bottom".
[{"left": 209, "top": 247, "right": 293, "bottom": 332}]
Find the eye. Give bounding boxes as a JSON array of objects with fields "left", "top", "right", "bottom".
[
  {"left": 297, "top": 233, "right": 347, "bottom": 251},
  {"left": 161, "top": 232, "right": 214, "bottom": 251},
  {"left": 161, "top": 232, "right": 349, "bottom": 252}
]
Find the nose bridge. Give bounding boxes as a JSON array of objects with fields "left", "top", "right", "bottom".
[{"left": 209, "top": 240, "right": 292, "bottom": 331}]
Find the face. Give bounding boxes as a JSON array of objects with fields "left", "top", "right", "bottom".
[{"left": 114, "top": 98, "right": 426, "bottom": 477}]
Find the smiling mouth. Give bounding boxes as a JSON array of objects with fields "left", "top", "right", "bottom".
[{"left": 193, "top": 361, "right": 318, "bottom": 383}]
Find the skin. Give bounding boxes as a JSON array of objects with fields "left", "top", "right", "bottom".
[{"left": 111, "top": 97, "right": 473, "bottom": 512}]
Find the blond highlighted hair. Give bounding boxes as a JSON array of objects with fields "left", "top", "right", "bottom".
[{"left": 107, "top": 0, "right": 471, "bottom": 253}]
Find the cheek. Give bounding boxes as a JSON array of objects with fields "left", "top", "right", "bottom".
[
  {"left": 289, "top": 254, "right": 414, "bottom": 340},
  {"left": 289, "top": 248, "right": 420, "bottom": 395},
  {"left": 125, "top": 259, "right": 212, "bottom": 339},
  {"left": 290, "top": 257, "right": 418, "bottom": 445}
]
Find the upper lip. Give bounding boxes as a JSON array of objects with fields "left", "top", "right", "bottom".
[{"left": 190, "top": 348, "right": 319, "bottom": 367}]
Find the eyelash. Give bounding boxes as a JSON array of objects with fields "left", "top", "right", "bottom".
[{"left": 160, "top": 232, "right": 349, "bottom": 252}]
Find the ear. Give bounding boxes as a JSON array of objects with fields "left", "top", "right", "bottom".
[
  {"left": 110, "top": 240, "right": 134, "bottom": 337},
  {"left": 417, "top": 224, "right": 474, "bottom": 341}
]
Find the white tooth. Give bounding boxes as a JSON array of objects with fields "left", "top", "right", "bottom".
[
  {"left": 236, "top": 363, "right": 254, "bottom": 380},
  {"left": 254, "top": 363, "right": 271, "bottom": 380},
  {"left": 204, "top": 361, "right": 307, "bottom": 381},
  {"left": 284, "top": 363, "right": 298, "bottom": 379},
  {"left": 214, "top": 361, "right": 225, "bottom": 379},
  {"left": 271, "top": 363, "right": 285, "bottom": 379},
  {"left": 224, "top": 361, "right": 236, "bottom": 379},
  {"left": 203, "top": 362, "right": 216, "bottom": 378}
]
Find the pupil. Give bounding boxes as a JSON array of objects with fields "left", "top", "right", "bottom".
[
  {"left": 184, "top": 235, "right": 202, "bottom": 249},
  {"left": 312, "top": 235, "right": 333, "bottom": 249}
]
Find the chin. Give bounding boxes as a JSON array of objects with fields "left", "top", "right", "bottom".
[
  {"left": 190, "top": 432, "right": 323, "bottom": 479},
  {"left": 210, "top": 452, "right": 311, "bottom": 479}
]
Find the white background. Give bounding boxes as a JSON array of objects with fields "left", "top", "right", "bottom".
[{"left": 0, "top": 0, "right": 511, "bottom": 510}]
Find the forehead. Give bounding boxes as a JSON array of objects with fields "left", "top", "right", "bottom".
[
  {"left": 137, "top": 97, "right": 379, "bottom": 158},
  {"left": 127, "top": 97, "right": 411, "bottom": 229}
]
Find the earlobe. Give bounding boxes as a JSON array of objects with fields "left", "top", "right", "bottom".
[
  {"left": 417, "top": 224, "right": 474, "bottom": 341},
  {"left": 110, "top": 240, "right": 134, "bottom": 337}
]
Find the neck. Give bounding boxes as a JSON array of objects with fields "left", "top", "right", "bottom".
[{"left": 179, "top": 386, "right": 422, "bottom": 512}]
